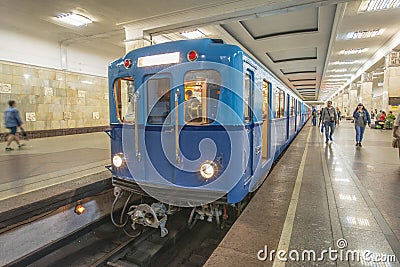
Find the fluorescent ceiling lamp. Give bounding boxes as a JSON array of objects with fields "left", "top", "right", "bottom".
[
  {"left": 329, "top": 69, "right": 347, "bottom": 72},
  {"left": 331, "top": 61, "right": 356, "bottom": 65},
  {"left": 180, "top": 30, "right": 205, "bottom": 39},
  {"left": 359, "top": 0, "right": 400, "bottom": 12},
  {"left": 346, "top": 29, "right": 384, "bottom": 39},
  {"left": 56, "top": 13, "right": 93, "bottom": 26},
  {"left": 373, "top": 71, "right": 384, "bottom": 76},
  {"left": 138, "top": 52, "right": 180, "bottom": 67},
  {"left": 327, "top": 74, "right": 352, "bottom": 77},
  {"left": 341, "top": 48, "right": 368, "bottom": 55},
  {"left": 325, "top": 79, "right": 348, "bottom": 81}
]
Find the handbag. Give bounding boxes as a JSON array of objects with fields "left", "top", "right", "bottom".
[{"left": 20, "top": 127, "right": 29, "bottom": 140}]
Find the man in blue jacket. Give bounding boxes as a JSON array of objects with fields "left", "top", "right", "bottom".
[
  {"left": 4, "top": 100, "right": 24, "bottom": 151},
  {"left": 353, "top": 103, "right": 371, "bottom": 147}
]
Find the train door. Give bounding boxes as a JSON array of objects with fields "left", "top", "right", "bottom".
[
  {"left": 244, "top": 71, "right": 254, "bottom": 177},
  {"left": 286, "top": 94, "right": 290, "bottom": 140},
  {"left": 261, "top": 80, "right": 270, "bottom": 163},
  {"left": 145, "top": 74, "right": 175, "bottom": 183}
]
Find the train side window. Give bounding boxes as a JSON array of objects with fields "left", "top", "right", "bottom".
[
  {"left": 280, "top": 91, "right": 286, "bottom": 118},
  {"left": 184, "top": 70, "right": 221, "bottom": 124},
  {"left": 147, "top": 78, "right": 171, "bottom": 125},
  {"left": 298, "top": 101, "right": 301, "bottom": 115},
  {"left": 244, "top": 73, "right": 252, "bottom": 123},
  {"left": 290, "top": 97, "right": 295, "bottom": 116},
  {"left": 275, "top": 88, "right": 285, "bottom": 118},
  {"left": 114, "top": 77, "right": 135, "bottom": 123},
  {"left": 262, "top": 80, "right": 270, "bottom": 120}
]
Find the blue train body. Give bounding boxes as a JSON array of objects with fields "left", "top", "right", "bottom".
[{"left": 107, "top": 38, "right": 309, "bottom": 207}]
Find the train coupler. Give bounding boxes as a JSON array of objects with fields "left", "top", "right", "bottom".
[{"left": 128, "top": 202, "right": 169, "bottom": 237}]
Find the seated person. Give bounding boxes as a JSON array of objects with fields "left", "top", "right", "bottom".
[
  {"left": 385, "top": 111, "right": 396, "bottom": 129},
  {"left": 185, "top": 90, "right": 201, "bottom": 123},
  {"left": 378, "top": 111, "right": 386, "bottom": 122}
]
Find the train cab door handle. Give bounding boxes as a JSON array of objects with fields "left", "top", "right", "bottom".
[
  {"left": 164, "top": 128, "right": 174, "bottom": 133},
  {"left": 134, "top": 93, "right": 141, "bottom": 161},
  {"left": 175, "top": 91, "right": 180, "bottom": 164}
]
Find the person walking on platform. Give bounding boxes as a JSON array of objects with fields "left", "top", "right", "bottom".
[
  {"left": 336, "top": 107, "right": 341, "bottom": 123},
  {"left": 319, "top": 101, "right": 337, "bottom": 143},
  {"left": 393, "top": 114, "right": 400, "bottom": 157},
  {"left": 353, "top": 103, "right": 371, "bottom": 147},
  {"left": 311, "top": 106, "right": 317, "bottom": 126},
  {"left": 4, "top": 100, "right": 25, "bottom": 151}
]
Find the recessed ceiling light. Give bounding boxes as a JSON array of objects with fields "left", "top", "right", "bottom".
[
  {"left": 359, "top": 0, "right": 400, "bottom": 12},
  {"left": 327, "top": 74, "right": 352, "bottom": 77},
  {"left": 340, "top": 48, "right": 368, "bottom": 55},
  {"left": 346, "top": 29, "right": 384, "bottom": 39},
  {"left": 329, "top": 69, "right": 348, "bottom": 72},
  {"left": 331, "top": 61, "right": 356, "bottom": 65},
  {"left": 373, "top": 72, "right": 384, "bottom": 76},
  {"left": 55, "top": 13, "right": 93, "bottom": 26},
  {"left": 325, "top": 79, "right": 348, "bottom": 81},
  {"left": 180, "top": 30, "right": 205, "bottom": 39}
]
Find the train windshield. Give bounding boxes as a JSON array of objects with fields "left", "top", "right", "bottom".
[
  {"left": 184, "top": 70, "right": 221, "bottom": 125},
  {"left": 114, "top": 78, "right": 135, "bottom": 123}
]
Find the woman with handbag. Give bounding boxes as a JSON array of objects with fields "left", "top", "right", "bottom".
[{"left": 353, "top": 103, "right": 371, "bottom": 147}]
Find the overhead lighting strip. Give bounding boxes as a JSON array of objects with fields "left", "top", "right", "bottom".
[
  {"left": 359, "top": 0, "right": 400, "bottom": 12},
  {"left": 180, "top": 30, "right": 206, "bottom": 39},
  {"left": 340, "top": 48, "right": 368, "bottom": 55},
  {"left": 346, "top": 29, "right": 384, "bottom": 39},
  {"left": 330, "top": 61, "right": 356, "bottom": 65},
  {"left": 55, "top": 13, "right": 93, "bottom": 26}
]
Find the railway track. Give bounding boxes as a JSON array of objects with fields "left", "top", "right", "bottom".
[{"left": 22, "top": 208, "right": 229, "bottom": 267}]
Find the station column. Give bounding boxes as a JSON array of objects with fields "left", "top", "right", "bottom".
[
  {"left": 349, "top": 83, "right": 358, "bottom": 114},
  {"left": 360, "top": 72, "right": 373, "bottom": 113},
  {"left": 342, "top": 89, "right": 349, "bottom": 117},
  {"left": 383, "top": 51, "right": 400, "bottom": 114},
  {"left": 338, "top": 92, "right": 343, "bottom": 114}
]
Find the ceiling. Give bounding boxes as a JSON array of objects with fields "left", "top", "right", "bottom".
[{"left": 0, "top": 0, "right": 399, "bottom": 101}]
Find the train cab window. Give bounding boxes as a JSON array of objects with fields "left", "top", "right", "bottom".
[
  {"left": 114, "top": 77, "right": 135, "bottom": 123},
  {"left": 184, "top": 70, "right": 221, "bottom": 124},
  {"left": 147, "top": 78, "right": 171, "bottom": 125},
  {"left": 275, "top": 89, "right": 285, "bottom": 118}
]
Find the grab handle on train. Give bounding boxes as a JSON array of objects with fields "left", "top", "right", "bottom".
[{"left": 175, "top": 91, "right": 180, "bottom": 164}]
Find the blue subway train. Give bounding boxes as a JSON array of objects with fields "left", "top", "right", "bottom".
[{"left": 107, "top": 38, "right": 309, "bottom": 233}]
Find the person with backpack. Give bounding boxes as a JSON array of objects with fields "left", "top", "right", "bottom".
[{"left": 353, "top": 103, "right": 371, "bottom": 147}]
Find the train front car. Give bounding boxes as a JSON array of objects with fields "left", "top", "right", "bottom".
[{"left": 107, "top": 39, "right": 252, "bottom": 234}]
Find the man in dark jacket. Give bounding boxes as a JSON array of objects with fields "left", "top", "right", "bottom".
[
  {"left": 319, "top": 101, "right": 337, "bottom": 143},
  {"left": 4, "top": 100, "right": 24, "bottom": 151}
]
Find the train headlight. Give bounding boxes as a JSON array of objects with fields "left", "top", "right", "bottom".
[
  {"left": 199, "top": 161, "right": 218, "bottom": 179},
  {"left": 112, "top": 153, "right": 125, "bottom": 168}
]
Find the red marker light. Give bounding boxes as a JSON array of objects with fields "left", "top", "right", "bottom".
[
  {"left": 187, "top": 50, "right": 198, "bottom": 61},
  {"left": 124, "top": 59, "right": 132, "bottom": 69}
]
